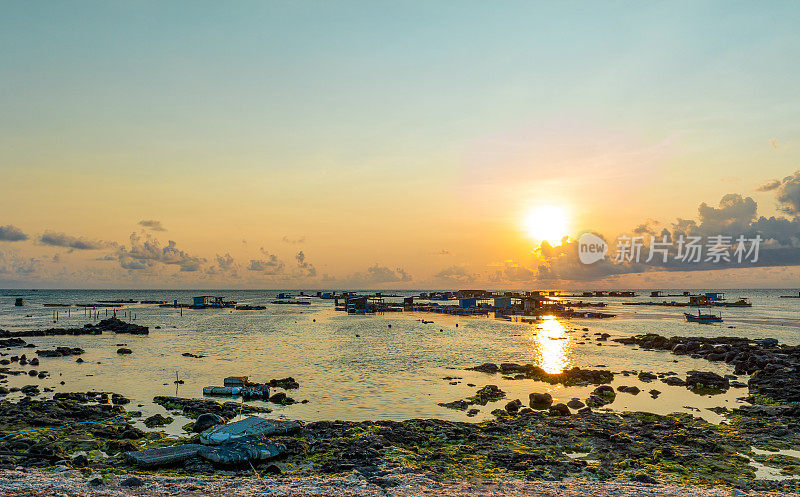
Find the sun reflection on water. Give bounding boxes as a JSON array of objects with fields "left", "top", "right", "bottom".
[{"left": 531, "top": 315, "right": 571, "bottom": 374}]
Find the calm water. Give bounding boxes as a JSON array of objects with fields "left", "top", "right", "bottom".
[{"left": 0, "top": 289, "right": 798, "bottom": 430}]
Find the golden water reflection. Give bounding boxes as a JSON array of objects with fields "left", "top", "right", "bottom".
[{"left": 531, "top": 315, "right": 572, "bottom": 374}]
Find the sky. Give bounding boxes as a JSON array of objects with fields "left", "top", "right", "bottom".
[{"left": 1, "top": 1, "right": 799, "bottom": 289}]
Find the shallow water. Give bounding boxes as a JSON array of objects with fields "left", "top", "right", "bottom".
[{"left": 0, "top": 289, "right": 797, "bottom": 428}]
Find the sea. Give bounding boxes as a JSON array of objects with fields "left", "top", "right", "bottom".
[{"left": 1, "top": 289, "right": 798, "bottom": 432}]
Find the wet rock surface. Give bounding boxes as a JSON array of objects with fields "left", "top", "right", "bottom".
[
  {"left": 614, "top": 333, "right": 800, "bottom": 402},
  {"left": 467, "top": 364, "right": 613, "bottom": 386},
  {"left": 153, "top": 396, "right": 272, "bottom": 418},
  {"left": 0, "top": 317, "right": 148, "bottom": 339}
]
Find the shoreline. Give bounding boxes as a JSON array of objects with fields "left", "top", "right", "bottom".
[{"left": 1, "top": 469, "right": 796, "bottom": 496}]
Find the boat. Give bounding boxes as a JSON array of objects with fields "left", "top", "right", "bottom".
[
  {"left": 14, "top": 298, "right": 23, "bottom": 306},
  {"left": 722, "top": 298, "right": 751, "bottom": 308},
  {"left": 684, "top": 311, "right": 723, "bottom": 323},
  {"left": 780, "top": 292, "right": 800, "bottom": 299}
]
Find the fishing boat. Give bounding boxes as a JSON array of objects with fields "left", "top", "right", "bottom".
[
  {"left": 722, "top": 298, "right": 751, "bottom": 308},
  {"left": 684, "top": 310, "right": 723, "bottom": 323}
]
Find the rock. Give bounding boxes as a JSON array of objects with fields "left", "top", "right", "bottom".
[
  {"left": 119, "top": 476, "right": 145, "bottom": 488},
  {"left": 529, "top": 392, "right": 553, "bottom": 408},
  {"left": 661, "top": 376, "right": 687, "bottom": 386},
  {"left": 566, "top": 398, "right": 585, "bottom": 409},
  {"left": 71, "top": 454, "right": 88, "bottom": 467},
  {"left": 471, "top": 385, "right": 505, "bottom": 405},
  {"left": 87, "top": 475, "right": 104, "bottom": 486},
  {"left": 268, "top": 377, "right": 300, "bottom": 389},
  {"left": 686, "top": 371, "right": 729, "bottom": 390},
  {"left": 269, "top": 392, "right": 296, "bottom": 405},
  {"left": 638, "top": 372, "right": 657, "bottom": 381},
  {"left": 549, "top": 403, "right": 570, "bottom": 416},
  {"left": 617, "top": 385, "right": 640, "bottom": 395},
  {"left": 20, "top": 385, "right": 40, "bottom": 396},
  {"left": 587, "top": 395, "right": 612, "bottom": 407},
  {"left": 631, "top": 473, "right": 658, "bottom": 484},
  {"left": 153, "top": 396, "right": 271, "bottom": 418},
  {"left": 263, "top": 464, "right": 281, "bottom": 474},
  {"left": 143, "top": 413, "right": 173, "bottom": 427},
  {"left": 467, "top": 363, "right": 499, "bottom": 374},
  {"left": 116, "top": 348, "right": 132, "bottom": 355},
  {"left": 37, "top": 347, "right": 84, "bottom": 357},
  {"left": 504, "top": 399, "right": 523, "bottom": 413},
  {"left": 754, "top": 338, "right": 778, "bottom": 347},
  {"left": 672, "top": 343, "right": 688, "bottom": 354},
  {"left": 592, "top": 385, "right": 615, "bottom": 397},
  {"left": 649, "top": 389, "right": 661, "bottom": 398},
  {"left": 193, "top": 413, "right": 226, "bottom": 433}
]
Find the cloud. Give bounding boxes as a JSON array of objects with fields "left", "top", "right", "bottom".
[
  {"left": 282, "top": 236, "right": 306, "bottom": 244},
  {"left": 117, "top": 233, "right": 205, "bottom": 272},
  {"left": 532, "top": 181, "right": 800, "bottom": 282},
  {"left": 0, "top": 250, "right": 42, "bottom": 276},
  {"left": 39, "top": 231, "right": 111, "bottom": 250},
  {"left": 344, "top": 264, "right": 412, "bottom": 285},
  {"left": 248, "top": 251, "right": 284, "bottom": 274},
  {"left": 0, "top": 225, "right": 28, "bottom": 242},
  {"left": 216, "top": 253, "right": 236, "bottom": 270},
  {"left": 757, "top": 179, "right": 781, "bottom": 192},
  {"left": 434, "top": 265, "right": 475, "bottom": 282},
  {"left": 294, "top": 251, "right": 316, "bottom": 277},
  {"left": 775, "top": 170, "right": 800, "bottom": 216},
  {"left": 138, "top": 220, "right": 166, "bottom": 231},
  {"left": 489, "top": 260, "right": 536, "bottom": 282},
  {"left": 632, "top": 220, "right": 659, "bottom": 235}
]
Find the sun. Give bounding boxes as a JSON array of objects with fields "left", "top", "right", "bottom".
[{"left": 523, "top": 205, "right": 569, "bottom": 245}]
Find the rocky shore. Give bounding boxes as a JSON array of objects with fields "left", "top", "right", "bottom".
[
  {"left": 1, "top": 394, "right": 799, "bottom": 492},
  {"left": 2, "top": 320, "right": 800, "bottom": 493}
]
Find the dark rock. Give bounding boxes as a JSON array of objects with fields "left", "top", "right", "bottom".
[
  {"left": 549, "top": 403, "right": 570, "bottom": 416},
  {"left": 119, "top": 476, "right": 145, "bottom": 488},
  {"left": 661, "top": 376, "right": 687, "bottom": 386},
  {"left": 529, "top": 392, "right": 553, "bottom": 408},
  {"left": 631, "top": 473, "right": 658, "bottom": 484},
  {"left": 686, "top": 371, "right": 729, "bottom": 390},
  {"left": 116, "top": 348, "right": 132, "bottom": 355},
  {"left": 269, "top": 392, "right": 296, "bottom": 405},
  {"left": 467, "top": 363, "right": 499, "bottom": 374},
  {"left": 268, "top": 377, "right": 300, "bottom": 389},
  {"left": 37, "top": 347, "right": 84, "bottom": 358},
  {"left": 504, "top": 399, "right": 523, "bottom": 413},
  {"left": 566, "top": 398, "right": 585, "bottom": 409},
  {"left": 193, "top": 413, "right": 225, "bottom": 433},
  {"left": 143, "top": 413, "right": 172, "bottom": 427},
  {"left": 638, "top": 372, "right": 657, "bottom": 381}
]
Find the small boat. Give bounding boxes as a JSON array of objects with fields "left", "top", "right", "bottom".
[
  {"left": 722, "top": 298, "right": 751, "bottom": 308},
  {"left": 14, "top": 298, "right": 23, "bottom": 306},
  {"left": 684, "top": 311, "right": 722, "bottom": 323}
]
